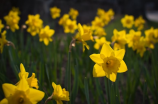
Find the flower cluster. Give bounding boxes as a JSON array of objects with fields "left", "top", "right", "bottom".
[{"left": 121, "top": 15, "right": 146, "bottom": 30}]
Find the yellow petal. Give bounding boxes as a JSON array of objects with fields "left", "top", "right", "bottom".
[
  {"left": 100, "top": 43, "right": 113, "bottom": 57},
  {"left": 109, "top": 72, "right": 117, "bottom": 82},
  {"left": 56, "top": 100, "right": 63, "bottom": 104},
  {"left": 117, "top": 60, "right": 128, "bottom": 73},
  {"left": 26, "top": 88, "right": 45, "bottom": 103},
  {"left": 93, "top": 64, "right": 107, "bottom": 77},
  {"left": 17, "top": 76, "right": 29, "bottom": 91},
  {"left": 89, "top": 54, "right": 104, "bottom": 64},
  {"left": 2, "top": 84, "right": 16, "bottom": 97},
  {"left": 114, "top": 49, "right": 125, "bottom": 60},
  {"left": 0, "top": 98, "right": 8, "bottom": 104},
  {"left": 44, "top": 39, "right": 49, "bottom": 46}
]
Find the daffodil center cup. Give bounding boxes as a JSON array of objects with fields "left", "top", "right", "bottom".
[
  {"left": 102, "top": 56, "right": 120, "bottom": 73},
  {"left": 126, "top": 19, "right": 131, "bottom": 24},
  {"left": 18, "top": 96, "right": 24, "bottom": 104}
]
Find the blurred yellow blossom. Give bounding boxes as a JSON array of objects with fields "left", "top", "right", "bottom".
[
  {"left": 59, "top": 14, "right": 69, "bottom": 26},
  {"left": 50, "top": 7, "right": 61, "bottom": 19},
  {"left": 25, "top": 14, "right": 43, "bottom": 36},
  {"left": 39, "top": 25, "right": 55, "bottom": 46},
  {"left": 64, "top": 19, "right": 77, "bottom": 33},
  {"left": 0, "top": 75, "right": 44, "bottom": 104},
  {"left": 18, "top": 63, "right": 39, "bottom": 89},
  {"left": 75, "top": 23, "right": 93, "bottom": 51},
  {"left": 134, "top": 16, "right": 145, "bottom": 30},
  {"left": 126, "top": 29, "right": 141, "bottom": 50},
  {"left": 97, "top": 8, "right": 105, "bottom": 17},
  {"left": 0, "top": 20, "right": 4, "bottom": 32},
  {"left": 100, "top": 13, "right": 111, "bottom": 25},
  {"left": 51, "top": 82, "right": 69, "bottom": 104},
  {"left": 0, "top": 30, "right": 8, "bottom": 53},
  {"left": 90, "top": 43, "right": 127, "bottom": 82},
  {"left": 69, "top": 8, "right": 79, "bottom": 20},
  {"left": 94, "top": 37, "right": 110, "bottom": 50},
  {"left": 91, "top": 17, "right": 104, "bottom": 30},
  {"left": 136, "top": 37, "right": 146, "bottom": 57},
  {"left": 112, "top": 29, "right": 127, "bottom": 50},
  {"left": 107, "top": 9, "right": 115, "bottom": 19},
  {"left": 11, "top": 7, "right": 21, "bottom": 15},
  {"left": 4, "top": 11, "right": 20, "bottom": 32},
  {"left": 145, "top": 27, "right": 157, "bottom": 44},
  {"left": 94, "top": 27, "right": 106, "bottom": 37},
  {"left": 121, "top": 15, "right": 134, "bottom": 28}
]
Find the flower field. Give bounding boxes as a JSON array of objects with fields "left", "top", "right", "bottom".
[{"left": 0, "top": 7, "right": 158, "bottom": 104}]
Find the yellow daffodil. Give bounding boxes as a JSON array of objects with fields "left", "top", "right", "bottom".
[
  {"left": 11, "top": 7, "right": 21, "bottom": 15},
  {"left": 94, "top": 37, "right": 111, "bottom": 50},
  {"left": 154, "top": 28, "right": 158, "bottom": 42},
  {"left": 111, "top": 29, "right": 127, "bottom": 50},
  {"left": 91, "top": 17, "right": 104, "bottom": 30},
  {"left": 107, "top": 9, "right": 115, "bottom": 19},
  {"left": 0, "top": 20, "right": 4, "bottom": 32},
  {"left": 69, "top": 8, "right": 79, "bottom": 20},
  {"left": 18, "top": 63, "right": 39, "bottom": 89},
  {"left": 39, "top": 25, "right": 55, "bottom": 46},
  {"left": 58, "top": 14, "right": 69, "bottom": 26},
  {"left": 126, "top": 29, "right": 141, "bottom": 50},
  {"left": 75, "top": 23, "right": 93, "bottom": 51},
  {"left": 25, "top": 14, "right": 43, "bottom": 36},
  {"left": 94, "top": 27, "right": 106, "bottom": 37},
  {"left": 90, "top": 43, "right": 127, "bottom": 82},
  {"left": 0, "top": 76, "right": 44, "bottom": 104},
  {"left": 50, "top": 7, "right": 61, "bottom": 19},
  {"left": 0, "top": 30, "right": 8, "bottom": 53},
  {"left": 121, "top": 15, "right": 134, "bottom": 28},
  {"left": 136, "top": 37, "right": 146, "bottom": 57},
  {"left": 51, "top": 82, "right": 69, "bottom": 104},
  {"left": 4, "top": 11, "right": 20, "bottom": 32},
  {"left": 100, "top": 13, "right": 111, "bottom": 25},
  {"left": 97, "top": 8, "right": 105, "bottom": 17},
  {"left": 64, "top": 19, "right": 77, "bottom": 33},
  {"left": 134, "top": 16, "right": 145, "bottom": 30},
  {"left": 145, "top": 27, "right": 157, "bottom": 43}
]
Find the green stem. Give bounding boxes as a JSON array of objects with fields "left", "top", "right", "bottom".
[{"left": 105, "top": 77, "right": 110, "bottom": 104}]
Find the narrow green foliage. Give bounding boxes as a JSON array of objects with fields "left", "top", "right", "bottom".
[{"left": 84, "top": 77, "right": 90, "bottom": 104}]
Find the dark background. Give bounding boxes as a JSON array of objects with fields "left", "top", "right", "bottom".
[{"left": 1, "top": 0, "right": 158, "bottom": 26}]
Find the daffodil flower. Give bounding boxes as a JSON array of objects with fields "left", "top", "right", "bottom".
[
  {"left": 69, "top": 8, "right": 79, "bottom": 20},
  {"left": 121, "top": 15, "right": 134, "bottom": 28},
  {"left": 52, "top": 82, "right": 69, "bottom": 104},
  {"left": 39, "top": 25, "right": 55, "bottom": 46},
  {"left": 90, "top": 43, "right": 127, "bottom": 82},
  {"left": 75, "top": 23, "right": 93, "bottom": 52},
  {"left": 25, "top": 14, "right": 43, "bottom": 36},
  {"left": 17, "top": 63, "right": 39, "bottom": 89},
  {"left": 50, "top": 7, "right": 61, "bottom": 19},
  {"left": 4, "top": 11, "right": 20, "bottom": 32},
  {"left": 0, "top": 76, "right": 44, "bottom": 104}
]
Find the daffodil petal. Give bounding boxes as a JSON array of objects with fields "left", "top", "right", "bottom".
[
  {"left": 44, "top": 39, "right": 49, "bottom": 46},
  {"left": 56, "top": 100, "right": 63, "bottom": 104},
  {"left": 117, "top": 60, "right": 128, "bottom": 73},
  {"left": 17, "top": 76, "right": 29, "bottom": 91},
  {"left": 90, "top": 54, "right": 104, "bottom": 64},
  {"left": 109, "top": 72, "right": 117, "bottom": 82},
  {"left": 115, "top": 49, "right": 125, "bottom": 60},
  {"left": 93, "top": 64, "right": 107, "bottom": 77},
  {"left": 27, "top": 88, "right": 45, "bottom": 103},
  {"left": 0, "top": 98, "right": 8, "bottom": 104},
  {"left": 2, "top": 84, "right": 16, "bottom": 97},
  {"left": 100, "top": 43, "right": 113, "bottom": 57}
]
